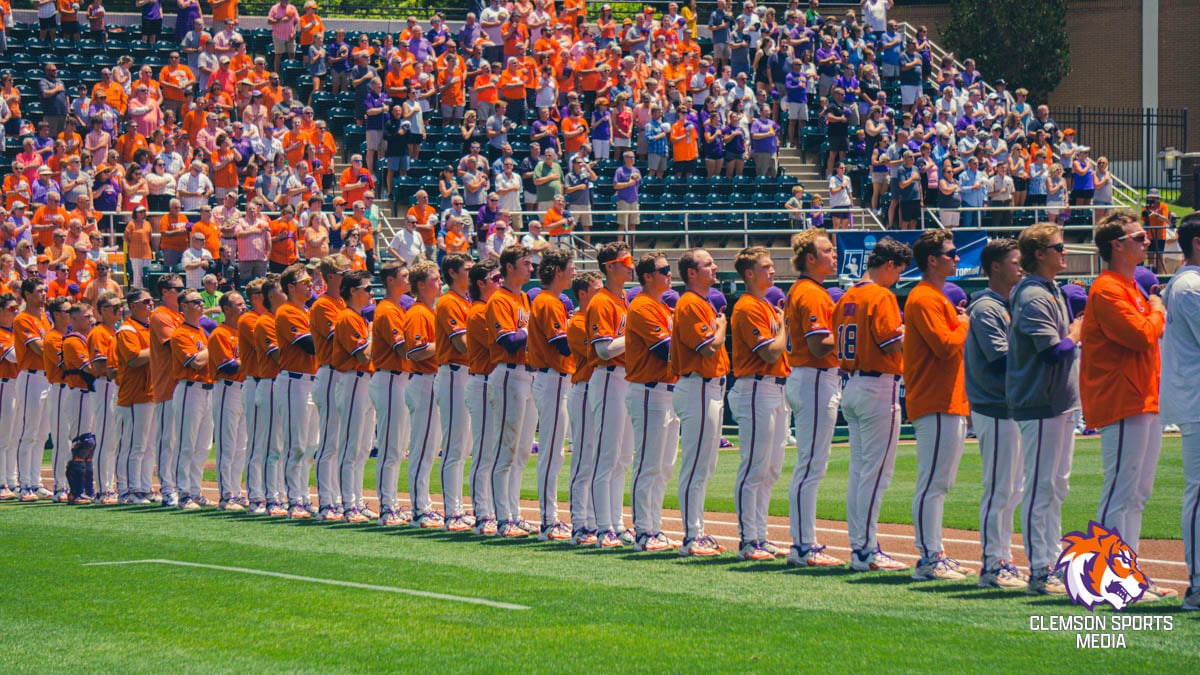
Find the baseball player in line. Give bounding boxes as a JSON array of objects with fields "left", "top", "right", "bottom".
[
  {"left": 369, "top": 261, "right": 413, "bottom": 526},
  {"left": 0, "top": 293, "right": 20, "bottom": 500},
  {"left": 1007, "top": 222, "right": 1079, "bottom": 595},
  {"left": 567, "top": 271, "right": 603, "bottom": 546},
  {"left": 626, "top": 252, "right": 681, "bottom": 552},
  {"left": 333, "top": 269, "right": 378, "bottom": 523},
  {"left": 834, "top": 237, "right": 912, "bottom": 572},
  {"left": 465, "top": 259, "right": 499, "bottom": 535},
  {"left": 488, "top": 246, "right": 539, "bottom": 538},
  {"left": 60, "top": 304, "right": 96, "bottom": 498},
  {"left": 44, "top": 297, "right": 71, "bottom": 501},
  {"left": 235, "top": 279, "right": 266, "bottom": 512},
  {"left": 13, "top": 278, "right": 52, "bottom": 501},
  {"left": 728, "top": 246, "right": 790, "bottom": 561},
  {"left": 905, "top": 230, "right": 974, "bottom": 581},
  {"left": 171, "top": 290, "right": 216, "bottom": 511},
  {"left": 1081, "top": 212, "right": 1175, "bottom": 602},
  {"left": 528, "top": 248, "right": 576, "bottom": 541},
  {"left": 114, "top": 287, "right": 153, "bottom": 504},
  {"left": 311, "top": 256, "right": 350, "bottom": 519},
  {"left": 434, "top": 254, "right": 475, "bottom": 532},
  {"left": 404, "top": 260, "right": 444, "bottom": 529},
  {"left": 151, "top": 275, "right": 184, "bottom": 506},
  {"left": 588, "top": 242, "right": 636, "bottom": 548},
  {"left": 252, "top": 275, "right": 286, "bottom": 515},
  {"left": 1160, "top": 212, "right": 1200, "bottom": 611},
  {"left": 209, "top": 292, "right": 247, "bottom": 510},
  {"left": 88, "top": 293, "right": 121, "bottom": 504},
  {"left": 275, "top": 264, "right": 321, "bottom": 519},
  {"left": 783, "top": 230, "right": 844, "bottom": 568},
  {"left": 964, "top": 239, "right": 1029, "bottom": 589}
]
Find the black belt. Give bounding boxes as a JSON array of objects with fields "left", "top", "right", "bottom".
[
  {"left": 409, "top": 371, "right": 434, "bottom": 379},
  {"left": 25, "top": 369, "right": 39, "bottom": 374},
  {"left": 797, "top": 366, "right": 833, "bottom": 373},
  {"left": 752, "top": 375, "right": 788, "bottom": 386},
  {"left": 855, "top": 370, "right": 901, "bottom": 381},
  {"left": 645, "top": 381, "right": 675, "bottom": 392},
  {"left": 445, "top": 363, "right": 464, "bottom": 371},
  {"left": 503, "top": 363, "right": 533, "bottom": 372},
  {"left": 384, "top": 369, "right": 406, "bottom": 376},
  {"left": 285, "top": 371, "right": 316, "bottom": 381},
  {"left": 535, "top": 367, "right": 567, "bottom": 375},
  {"left": 683, "top": 374, "right": 726, "bottom": 385},
  {"left": 254, "top": 376, "right": 271, "bottom": 382},
  {"left": 0, "top": 377, "right": 11, "bottom": 383},
  {"left": 602, "top": 365, "right": 623, "bottom": 372},
  {"left": 347, "top": 370, "right": 368, "bottom": 378},
  {"left": 219, "top": 379, "right": 239, "bottom": 387},
  {"left": 185, "top": 381, "right": 214, "bottom": 390}
]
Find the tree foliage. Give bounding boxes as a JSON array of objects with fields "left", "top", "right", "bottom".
[{"left": 942, "top": 0, "right": 1071, "bottom": 103}]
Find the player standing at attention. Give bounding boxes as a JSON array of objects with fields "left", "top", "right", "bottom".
[
  {"left": 1159, "top": 212, "right": 1200, "bottom": 611},
  {"left": 113, "top": 288, "right": 153, "bottom": 504},
  {"left": 1080, "top": 211, "right": 1176, "bottom": 602},
  {"left": 87, "top": 293, "right": 121, "bottom": 504},
  {"left": 783, "top": 230, "right": 844, "bottom": 567},
  {"left": 310, "top": 255, "right": 351, "bottom": 520},
  {"left": 466, "top": 259, "right": 500, "bottom": 535},
  {"left": 275, "top": 263, "right": 320, "bottom": 519},
  {"left": 728, "top": 246, "right": 790, "bottom": 561},
  {"left": 43, "top": 297, "right": 72, "bottom": 502},
  {"left": 965, "top": 238, "right": 1029, "bottom": 589},
  {"left": 434, "top": 253, "right": 475, "bottom": 532},
  {"left": 905, "top": 230, "right": 975, "bottom": 581},
  {"left": 404, "top": 260, "right": 444, "bottom": 528},
  {"left": 487, "top": 245, "right": 539, "bottom": 538},
  {"left": 567, "top": 271, "right": 603, "bottom": 546},
  {"left": 14, "top": 278, "right": 52, "bottom": 501},
  {"left": 626, "top": 252, "right": 680, "bottom": 552},
  {"left": 237, "top": 280, "right": 267, "bottom": 513},
  {"left": 60, "top": 304, "right": 96, "bottom": 497},
  {"left": 528, "top": 247, "right": 576, "bottom": 541},
  {"left": 671, "top": 250, "right": 729, "bottom": 557},
  {"left": 835, "top": 237, "right": 912, "bottom": 572},
  {"left": 0, "top": 293, "right": 21, "bottom": 500},
  {"left": 209, "top": 291, "right": 247, "bottom": 510},
  {"left": 151, "top": 275, "right": 185, "bottom": 506},
  {"left": 588, "top": 242, "right": 636, "bottom": 548},
  {"left": 332, "top": 269, "right": 377, "bottom": 523},
  {"left": 171, "top": 290, "right": 216, "bottom": 511},
  {"left": 1007, "top": 222, "right": 1079, "bottom": 595},
  {"left": 369, "top": 260, "right": 413, "bottom": 526},
  {"left": 252, "top": 275, "right": 287, "bottom": 516}
]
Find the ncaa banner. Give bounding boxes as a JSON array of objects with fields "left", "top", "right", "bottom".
[{"left": 835, "top": 229, "right": 989, "bottom": 282}]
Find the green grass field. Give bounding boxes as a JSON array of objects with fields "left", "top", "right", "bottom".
[{"left": 1, "top": 435, "right": 1195, "bottom": 670}]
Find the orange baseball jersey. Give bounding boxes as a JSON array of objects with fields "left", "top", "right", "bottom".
[
  {"left": 465, "top": 301, "right": 495, "bottom": 376},
  {"left": 528, "top": 291, "right": 573, "bottom": 374},
  {"left": 434, "top": 290, "right": 472, "bottom": 367},
  {"left": 832, "top": 280, "right": 904, "bottom": 375},
  {"left": 586, "top": 287, "right": 627, "bottom": 369},
  {"left": 625, "top": 293, "right": 676, "bottom": 384},
  {"left": 567, "top": 311, "right": 594, "bottom": 385},
  {"left": 730, "top": 293, "right": 790, "bottom": 379},
  {"left": 253, "top": 313, "right": 282, "bottom": 380},
  {"left": 236, "top": 310, "right": 261, "bottom": 380},
  {"left": 0, "top": 326, "right": 17, "bottom": 380},
  {"left": 171, "top": 322, "right": 214, "bottom": 385},
  {"left": 785, "top": 276, "right": 840, "bottom": 370},
  {"left": 309, "top": 294, "right": 345, "bottom": 367},
  {"left": 274, "top": 302, "right": 317, "bottom": 374},
  {"left": 371, "top": 299, "right": 408, "bottom": 374},
  {"left": 404, "top": 302, "right": 438, "bottom": 374},
  {"left": 115, "top": 318, "right": 153, "bottom": 406},
  {"left": 332, "top": 308, "right": 373, "bottom": 374},
  {"left": 13, "top": 310, "right": 51, "bottom": 372},
  {"left": 61, "top": 332, "right": 91, "bottom": 390},
  {"left": 669, "top": 289, "right": 731, "bottom": 379},
  {"left": 43, "top": 329, "right": 65, "bottom": 385},
  {"left": 487, "top": 286, "right": 531, "bottom": 366},
  {"left": 1079, "top": 270, "right": 1164, "bottom": 430},
  {"left": 87, "top": 323, "right": 117, "bottom": 377},
  {"left": 208, "top": 323, "right": 243, "bottom": 383},
  {"left": 149, "top": 305, "right": 183, "bottom": 402},
  {"left": 902, "top": 280, "right": 969, "bottom": 420}
]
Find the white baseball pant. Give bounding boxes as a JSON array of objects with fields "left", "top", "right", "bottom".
[
  {"left": 589, "top": 366, "right": 633, "bottom": 533},
  {"left": 974, "top": 411, "right": 1022, "bottom": 571},
  {"left": 115, "top": 402, "right": 154, "bottom": 496},
  {"left": 1179, "top": 423, "right": 1200, "bottom": 590},
  {"left": 489, "top": 365, "right": 535, "bottom": 523},
  {"left": 252, "top": 377, "right": 285, "bottom": 504},
  {"left": 407, "top": 372, "right": 441, "bottom": 516},
  {"left": 54, "top": 384, "right": 91, "bottom": 493},
  {"left": 154, "top": 398, "right": 177, "bottom": 498},
  {"left": 465, "top": 373, "right": 495, "bottom": 520},
  {"left": 1020, "top": 412, "right": 1076, "bottom": 571},
  {"left": 336, "top": 370, "right": 375, "bottom": 510},
  {"left": 1097, "top": 412, "right": 1162, "bottom": 553},
  {"left": 436, "top": 364, "right": 471, "bottom": 517},
  {"left": 15, "top": 370, "right": 50, "bottom": 491},
  {"left": 213, "top": 380, "right": 246, "bottom": 501},
  {"left": 312, "top": 366, "right": 344, "bottom": 509},
  {"left": 786, "top": 367, "right": 842, "bottom": 551},
  {"left": 674, "top": 375, "right": 725, "bottom": 543},
  {"left": 173, "top": 380, "right": 214, "bottom": 500},
  {"left": 277, "top": 372, "right": 318, "bottom": 507},
  {"left": 0, "top": 376, "right": 18, "bottom": 489},
  {"left": 627, "top": 382, "right": 680, "bottom": 537},
  {"left": 566, "top": 380, "right": 596, "bottom": 532},
  {"left": 842, "top": 373, "right": 902, "bottom": 554},
  {"left": 241, "top": 378, "right": 263, "bottom": 502},
  {"left": 91, "top": 377, "right": 119, "bottom": 496},
  {"left": 911, "top": 412, "right": 968, "bottom": 560},
  {"left": 728, "top": 377, "right": 789, "bottom": 546},
  {"left": 370, "top": 370, "right": 410, "bottom": 513},
  {"left": 533, "top": 369, "right": 570, "bottom": 528}
]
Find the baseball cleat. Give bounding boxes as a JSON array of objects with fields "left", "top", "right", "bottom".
[
  {"left": 596, "top": 529, "right": 623, "bottom": 548},
  {"left": 71, "top": 494, "right": 94, "bottom": 505},
  {"left": 1026, "top": 567, "right": 1068, "bottom": 595},
  {"left": 148, "top": 491, "right": 163, "bottom": 503},
  {"left": 0, "top": 486, "right": 15, "bottom": 500},
  {"left": 499, "top": 520, "right": 531, "bottom": 537},
  {"left": 737, "top": 541, "right": 775, "bottom": 561},
  {"left": 344, "top": 507, "right": 370, "bottom": 523},
  {"left": 19, "top": 489, "right": 39, "bottom": 502},
  {"left": 233, "top": 496, "right": 250, "bottom": 507},
  {"left": 267, "top": 502, "right": 288, "bottom": 517},
  {"left": 978, "top": 560, "right": 1028, "bottom": 589},
  {"left": 634, "top": 532, "right": 673, "bottom": 552},
  {"left": 1182, "top": 587, "right": 1200, "bottom": 611},
  {"left": 760, "top": 540, "right": 781, "bottom": 556},
  {"left": 617, "top": 528, "right": 636, "bottom": 545},
  {"left": 1138, "top": 584, "right": 1179, "bottom": 602},
  {"left": 180, "top": 497, "right": 202, "bottom": 511},
  {"left": 219, "top": 499, "right": 245, "bottom": 512},
  {"left": 444, "top": 514, "right": 473, "bottom": 532},
  {"left": 912, "top": 555, "right": 967, "bottom": 581},
  {"left": 194, "top": 495, "right": 214, "bottom": 508},
  {"left": 378, "top": 508, "right": 405, "bottom": 527},
  {"left": 99, "top": 492, "right": 119, "bottom": 505},
  {"left": 474, "top": 517, "right": 499, "bottom": 536},
  {"left": 162, "top": 493, "right": 180, "bottom": 508},
  {"left": 537, "top": 521, "right": 572, "bottom": 541},
  {"left": 360, "top": 506, "right": 379, "bottom": 520},
  {"left": 514, "top": 519, "right": 540, "bottom": 535},
  {"left": 34, "top": 486, "right": 53, "bottom": 500},
  {"left": 570, "top": 529, "right": 598, "bottom": 546},
  {"left": 288, "top": 504, "right": 312, "bottom": 519},
  {"left": 787, "top": 544, "right": 844, "bottom": 568},
  {"left": 129, "top": 493, "right": 152, "bottom": 505},
  {"left": 317, "top": 506, "right": 344, "bottom": 522},
  {"left": 850, "top": 547, "right": 909, "bottom": 572},
  {"left": 680, "top": 536, "right": 723, "bottom": 557},
  {"left": 942, "top": 555, "right": 975, "bottom": 576},
  {"left": 246, "top": 500, "right": 267, "bottom": 515},
  {"left": 53, "top": 489, "right": 71, "bottom": 503},
  {"left": 414, "top": 511, "right": 445, "bottom": 529}
]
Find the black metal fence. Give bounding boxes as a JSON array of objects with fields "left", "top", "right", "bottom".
[{"left": 1048, "top": 106, "right": 1189, "bottom": 191}]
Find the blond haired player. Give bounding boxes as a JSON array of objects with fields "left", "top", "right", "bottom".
[
  {"left": 311, "top": 255, "right": 350, "bottom": 518},
  {"left": 114, "top": 287, "right": 154, "bottom": 504},
  {"left": 370, "top": 261, "right": 413, "bottom": 526},
  {"left": 835, "top": 237, "right": 912, "bottom": 572},
  {"left": 150, "top": 275, "right": 184, "bottom": 506},
  {"left": 466, "top": 259, "right": 499, "bottom": 535},
  {"left": 251, "top": 275, "right": 287, "bottom": 515},
  {"left": 43, "top": 296, "right": 72, "bottom": 501},
  {"left": 275, "top": 263, "right": 321, "bottom": 519},
  {"left": 332, "top": 269, "right": 377, "bottom": 522},
  {"left": 171, "top": 289, "right": 216, "bottom": 511},
  {"left": 404, "top": 260, "right": 444, "bottom": 528},
  {"left": 783, "top": 230, "right": 844, "bottom": 567},
  {"left": 209, "top": 291, "right": 247, "bottom": 510},
  {"left": 88, "top": 292, "right": 121, "bottom": 504},
  {"left": 14, "top": 278, "right": 52, "bottom": 501},
  {"left": 434, "top": 253, "right": 475, "bottom": 531},
  {"left": 0, "top": 293, "right": 21, "bottom": 500},
  {"left": 567, "top": 271, "right": 603, "bottom": 546}
]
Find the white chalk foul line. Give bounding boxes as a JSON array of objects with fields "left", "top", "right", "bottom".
[{"left": 83, "top": 559, "right": 530, "bottom": 611}]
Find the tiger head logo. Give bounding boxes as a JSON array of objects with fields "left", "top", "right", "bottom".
[{"left": 1055, "top": 521, "right": 1150, "bottom": 611}]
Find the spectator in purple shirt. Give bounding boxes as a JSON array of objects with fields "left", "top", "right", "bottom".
[
  {"left": 531, "top": 107, "right": 560, "bottom": 156},
  {"left": 814, "top": 35, "right": 841, "bottom": 98},
  {"left": 457, "top": 12, "right": 483, "bottom": 51},
  {"left": 139, "top": 0, "right": 163, "bottom": 45},
  {"left": 722, "top": 110, "right": 747, "bottom": 178},
  {"left": 783, "top": 60, "right": 808, "bottom": 148},
  {"left": 612, "top": 150, "right": 641, "bottom": 232},
  {"left": 408, "top": 26, "right": 434, "bottom": 64},
  {"left": 750, "top": 108, "right": 780, "bottom": 177}
]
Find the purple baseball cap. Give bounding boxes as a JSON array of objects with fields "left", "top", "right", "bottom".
[
  {"left": 827, "top": 286, "right": 845, "bottom": 303},
  {"left": 399, "top": 294, "right": 416, "bottom": 311},
  {"left": 625, "top": 285, "right": 641, "bottom": 304},
  {"left": 527, "top": 286, "right": 543, "bottom": 301},
  {"left": 1132, "top": 265, "right": 1159, "bottom": 298},
  {"left": 198, "top": 316, "right": 218, "bottom": 335},
  {"left": 559, "top": 292, "right": 575, "bottom": 313},
  {"left": 1061, "top": 282, "right": 1088, "bottom": 320},
  {"left": 764, "top": 286, "right": 786, "bottom": 309},
  {"left": 661, "top": 288, "right": 679, "bottom": 310},
  {"left": 708, "top": 287, "right": 728, "bottom": 314},
  {"left": 943, "top": 282, "right": 968, "bottom": 308}
]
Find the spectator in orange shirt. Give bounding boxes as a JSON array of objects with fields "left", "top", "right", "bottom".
[
  {"left": 560, "top": 104, "right": 590, "bottom": 157},
  {"left": 125, "top": 205, "right": 154, "bottom": 285},
  {"left": 210, "top": 134, "right": 242, "bottom": 200},
  {"left": 158, "top": 51, "right": 196, "bottom": 118},
  {"left": 407, "top": 190, "right": 438, "bottom": 260},
  {"left": 669, "top": 108, "right": 699, "bottom": 178},
  {"left": 339, "top": 154, "right": 374, "bottom": 206},
  {"left": 438, "top": 213, "right": 471, "bottom": 257},
  {"left": 268, "top": 204, "right": 300, "bottom": 273}
]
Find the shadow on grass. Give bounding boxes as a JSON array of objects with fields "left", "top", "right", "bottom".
[
  {"left": 843, "top": 573, "right": 914, "bottom": 586},
  {"left": 727, "top": 561, "right": 788, "bottom": 573},
  {"left": 781, "top": 566, "right": 859, "bottom": 578}
]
